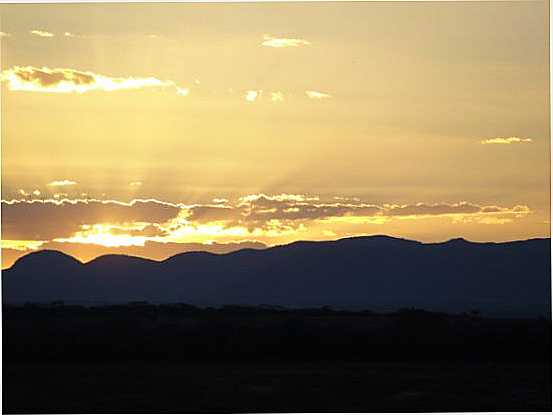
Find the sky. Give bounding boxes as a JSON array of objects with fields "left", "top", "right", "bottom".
[{"left": 0, "top": 1, "right": 550, "bottom": 268}]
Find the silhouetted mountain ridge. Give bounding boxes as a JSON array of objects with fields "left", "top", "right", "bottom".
[
  {"left": 12, "top": 249, "right": 83, "bottom": 269},
  {"left": 86, "top": 254, "right": 159, "bottom": 267},
  {"left": 3, "top": 235, "right": 550, "bottom": 317}
]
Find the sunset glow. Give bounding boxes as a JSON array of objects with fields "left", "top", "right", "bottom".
[
  {"left": 1, "top": 2, "right": 549, "bottom": 268},
  {"left": 54, "top": 224, "right": 150, "bottom": 247}
]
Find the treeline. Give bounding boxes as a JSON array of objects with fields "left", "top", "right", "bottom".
[{"left": 3, "top": 303, "right": 551, "bottom": 363}]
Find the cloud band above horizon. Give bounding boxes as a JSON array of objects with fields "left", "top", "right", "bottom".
[{"left": 1, "top": 193, "right": 531, "bottom": 242}]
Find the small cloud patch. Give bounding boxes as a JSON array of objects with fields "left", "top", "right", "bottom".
[
  {"left": 48, "top": 179, "right": 77, "bottom": 187},
  {"left": 271, "top": 91, "right": 284, "bottom": 102},
  {"left": 176, "top": 87, "right": 190, "bottom": 97},
  {"left": 261, "top": 35, "right": 310, "bottom": 48},
  {"left": 305, "top": 90, "right": 332, "bottom": 100},
  {"left": 481, "top": 137, "right": 533, "bottom": 145},
  {"left": 245, "top": 90, "right": 261, "bottom": 102},
  {"left": 30, "top": 30, "right": 54, "bottom": 38}
]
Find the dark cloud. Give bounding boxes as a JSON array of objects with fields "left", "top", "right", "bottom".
[
  {"left": 385, "top": 202, "right": 482, "bottom": 217},
  {"left": 185, "top": 205, "right": 243, "bottom": 223},
  {"left": 1, "top": 199, "right": 180, "bottom": 240},
  {"left": 185, "top": 196, "right": 519, "bottom": 228},
  {"left": 8, "top": 66, "right": 94, "bottom": 87},
  {"left": 1, "top": 196, "right": 531, "bottom": 243},
  {"left": 1, "top": 66, "right": 176, "bottom": 93}
]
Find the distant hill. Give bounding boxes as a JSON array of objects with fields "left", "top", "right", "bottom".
[
  {"left": 1, "top": 240, "right": 267, "bottom": 269},
  {"left": 2, "top": 235, "right": 551, "bottom": 317}
]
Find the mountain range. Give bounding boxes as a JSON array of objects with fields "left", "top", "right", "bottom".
[{"left": 2, "top": 235, "right": 550, "bottom": 317}]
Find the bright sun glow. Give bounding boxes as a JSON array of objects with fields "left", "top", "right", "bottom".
[
  {"left": 1, "top": 239, "right": 46, "bottom": 251},
  {"left": 54, "top": 223, "right": 148, "bottom": 247}
]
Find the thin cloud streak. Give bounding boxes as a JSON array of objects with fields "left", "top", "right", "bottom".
[
  {"left": 261, "top": 35, "right": 311, "bottom": 48},
  {"left": 481, "top": 137, "right": 533, "bottom": 145},
  {"left": 30, "top": 30, "right": 54, "bottom": 38},
  {"left": 48, "top": 180, "right": 77, "bottom": 187},
  {"left": 305, "top": 90, "right": 332, "bottom": 99}
]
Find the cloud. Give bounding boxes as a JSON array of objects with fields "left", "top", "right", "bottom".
[
  {"left": 271, "top": 91, "right": 284, "bottom": 102},
  {"left": 1, "top": 194, "right": 531, "bottom": 257},
  {"left": 1, "top": 198, "right": 182, "bottom": 240},
  {"left": 481, "top": 137, "right": 533, "bottom": 145},
  {"left": 305, "top": 90, "right": 332, "bottom": 99},
  {"left": 261, "top": 35, "right": 310, "bottom": 48},
  {"left": 2, "top": 239, "right": 46, "bottom": 251},
  {"left": 63, "top": 32, "right": 91, "bottom": 39},
  {"left": 184, "top": 204, "right": 244, "bottom": 224},
  {"left": 182, "top": 194, "right": 530, "bottom": 234},
  {"left": 16, "top": 188, "right": 41, "bottom": 198},
  {"left": 476, "top": 217, "right": 513, "bottom": 225},
  {"left": 384, "top": 202, "right": 482, "bottom": 217},
  {"left": 240, "top": 194, "right": 320, "bottom": 203},
  {"left": 30, "top": 30, "right": 54, "bottom": 38},
  {"left": 176, "top": 87, "right": 190, "bottom": 96},
  {"left": 1, "top": 66, "right": 187, "bottom": 95},
  {"left": 245, "top": 90, "right": 261, "bottom": 102},
  {"left": 48, "top": 179, "right": 77, "bottom": 187}
]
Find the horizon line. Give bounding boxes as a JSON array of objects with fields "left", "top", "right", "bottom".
[{"left": 4, "top": 234, "right": 550, "bottom": 271}]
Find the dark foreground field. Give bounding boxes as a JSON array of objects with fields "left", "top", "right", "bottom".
[
  {"left": 5, "top": 361, "right": 549, "bottom": 413},
  {"left": 3, "top": 304, "right": 551, "bottom": 413}
]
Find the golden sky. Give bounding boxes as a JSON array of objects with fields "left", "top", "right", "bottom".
[{"left": 1, "top": 1, "right": 550, "bottom": 268}]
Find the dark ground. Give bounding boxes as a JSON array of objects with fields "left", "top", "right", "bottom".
[
  {"left": 3, "top": 304, "right": 551, "bottom": 413},
  {"left": 4, "top": 361, "right": 550, "bottom": 413}
]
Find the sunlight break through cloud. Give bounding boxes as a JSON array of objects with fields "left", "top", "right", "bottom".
[
  {"left": 0, "top": 194, "right": 533, "bottom": 268},
  {"left": 1, "top": 195, "right": 531, "bottom": 248}
]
